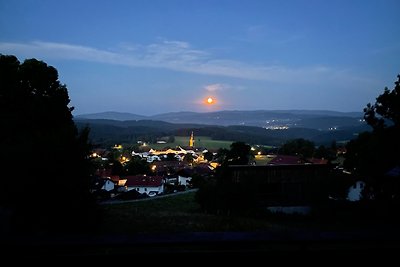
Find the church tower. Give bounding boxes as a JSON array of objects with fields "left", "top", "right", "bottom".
[{"left": 189, "top": 131, "right": 194, "bottom": 147}]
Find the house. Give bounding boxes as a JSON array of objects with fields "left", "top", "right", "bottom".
[
  {"left": 146, "top": 155, "right": 161, "bottom": 163},
  {"left": 151, "top": 161, "right": 187, "bottom": 175},
  {"left": 347, "top": 181, "right": 366, "bottom": 201},
  {"left": 101, "top": 179, "right": 115, "bottom": 192},
  {"left": 110, "top": 175, "right": 120, "bottom": 183},
  {"left": 124, "top": 175, "right": 165, "bottom": 196},
  {"left": 90, "top": 176, "right": 115, "bottom": 193},
  {"left": 165, "top": 174, "right": 192, "bottom": 186},
  {"left": 178, "top": 175, "right": 191, "bottom": 186}
]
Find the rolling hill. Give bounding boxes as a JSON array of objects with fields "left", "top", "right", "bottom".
[
  {"left": 74, "top": 110, "right": 370, "bottom": 147},
  {"left": 76, "top": 110, "right": 364, "bottom": 129}
]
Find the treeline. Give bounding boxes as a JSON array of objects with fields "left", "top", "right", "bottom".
[{"left": 76, "top": 118, "right": 370, "bottom": 148}]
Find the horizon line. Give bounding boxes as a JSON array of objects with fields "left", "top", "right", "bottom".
[{"left": 74, "top": 108, "right": 363, "bottom": 117}]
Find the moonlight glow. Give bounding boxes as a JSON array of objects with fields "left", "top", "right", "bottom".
[{"left": 202, "top": 96, "right": 218, "bottom": 108}]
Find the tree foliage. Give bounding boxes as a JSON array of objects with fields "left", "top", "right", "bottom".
[
  {"left": 345, "top": 75, "right": 400, "bottom": 187},
  {"left": 203, "top": 151, "right": 214, "bottom": 162},
  {"left": 364, "top": 75, "right": 400, "bottom": 130},
  {"left": 280, "top": 138, "right": 315, "bottom": 158},
  {"left": 0, "top": 54, "right": 97, "bottom": 234},
  {"left": 225, "top": 141, "right": 252, "bottom": 165},
  {"left": 124, "top": 156, "right": 150, "bottom": 175}
]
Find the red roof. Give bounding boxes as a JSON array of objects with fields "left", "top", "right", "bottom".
[
  {"left": 95, "top": 168, "right": 112, "bottom": 178},
  {"left": 124, "top": 175, "right": 164, "bottom": 187},
  {"left": 110, "top": 175, "right": 120, "bottom": 182}
]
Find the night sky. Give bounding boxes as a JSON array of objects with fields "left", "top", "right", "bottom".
[{"left": 1, "top": 0, "right": 399, "bottom": 115}]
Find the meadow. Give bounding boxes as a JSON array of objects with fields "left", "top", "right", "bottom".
[
  {"left": 150, "top": 136, "right": 234, "bottom": 150},
  {"left": 99, "top": 191, "right": 280, "bottom": 235}
]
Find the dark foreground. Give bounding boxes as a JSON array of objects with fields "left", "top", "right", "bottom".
[{"left": 2, "top": 229, "right": 400, "bottom": 261}]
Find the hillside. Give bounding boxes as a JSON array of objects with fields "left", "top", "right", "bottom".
[
  {"left": 76, "top": 110, "right": 363, "bottom": 129},
  {"left": 75, "top": 111, "right": 147, "bottom": 121},
  {"left": 75, "top": 117, "right": 371, "bottom": 147}
]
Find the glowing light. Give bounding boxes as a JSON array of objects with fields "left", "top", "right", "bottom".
[{"left": 204, "top": 96, "right": 216, "bottom": 105}]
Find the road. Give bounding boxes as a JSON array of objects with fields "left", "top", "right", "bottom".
[{"left": 99, "top": 188, "right": 198, "bottom": 205}]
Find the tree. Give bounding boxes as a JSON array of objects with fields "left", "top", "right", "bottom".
[
  {"left": 345, "top": 74, "right": 400, "bottom": 199},
  {"left": 110, "top": 159, "right": 124, "bottom": 175},
  {"left": 124, "top": 156, "right": 150, "bottom": 175},
  {"left": 280, "top": 138, "right": 315, "bottom": 158},
  {"left": 0, "top": 54, "right": 97, "bottom": 234},
  {"left": 203, "top": 151, "right": 214, "bottom": 162},
  {"left": 215, "top": 148, "right": 229, "bottom": 164},
  {"left": 167, "top": 135, "right": 175, "bottom": 143},
  {"left": 166, "top": 152, "right": 177, "bottom": 161},
  {"left": 313, "top": 144, "right": 336, "bottom": 161},
  {"left": 225, "top": 141, "right": 252, "bottom": 165},
  {"left": 183, "top": 153, "right": 194, "bottom": 164},
  {"left": 363, "top": 74, "right": 400, "bottom": 131}
]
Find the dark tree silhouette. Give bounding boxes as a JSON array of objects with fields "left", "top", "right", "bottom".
[
  {"left": 364, "top": 74, "right": 400, "bottom": 130},
  {"left": 183, "top": 153, "right": 194, "bottom": 164},
  {"left": 345, "top": 74, "right": 400, "bottom": 200},
  {"left": 203, "top": 151, "right": 214, "bottom": 162},
  {"left": 0, "top": 54, "right": 98, "bottom": 234},
  {"left": 280, "top": 138, "right": 315, "bottom": 158},
  {"left": 124, "top": 156, "right": 150, "bottom": 175},
  {"left": 166, "top": 152, "right": 177, "bottom": 161},
  {"left": 226, "top": 141, "right": 252, "bottom": 165}
]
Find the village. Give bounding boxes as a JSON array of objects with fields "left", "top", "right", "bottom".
[
  {"left": 91, "top": 132, "right": 217, "bottom": 200},
  {"left": 89, "top": 131, "right": 376, "bottom": 210}
]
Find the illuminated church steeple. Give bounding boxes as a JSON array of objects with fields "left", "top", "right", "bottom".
[{"left": 189, "top": 131, "right": 194, "bottom": 147}]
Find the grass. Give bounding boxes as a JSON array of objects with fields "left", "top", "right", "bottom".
[
  {"left": 150, "top": 136, "right": 233, "bottom": 150},
  {"left": 97, "top": 191, "right": 400, "bottom": 245},
  {"left": 98, "top": 192, "right": 281, "bottom": 235}
]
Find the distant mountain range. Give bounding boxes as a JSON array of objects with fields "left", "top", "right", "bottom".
[
  {"left": 74, "top": 110, "right": 370, "bottom": 147},
  {"left": 75, "top": 110, "right": 364, "bottom": 129}
]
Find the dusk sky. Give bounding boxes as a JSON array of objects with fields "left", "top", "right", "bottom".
[{"left": 1, "top": 0, "right": 399, "bottom": 115}]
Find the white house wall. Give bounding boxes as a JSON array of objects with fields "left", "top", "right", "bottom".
[{"left": 126, "top": 184, "right": 164, "bottom": 196}]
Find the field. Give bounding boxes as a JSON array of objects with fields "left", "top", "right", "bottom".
[
  {"left": 98, "top": 190, "right": 400, "bottom": 237},
  {"left": 254, "top": 154, "right": 275, "bottom": 165},
  {"left": 150, "top": 136, "right": 233, "bottom": 150},
  {"left": 99, "top": 191, "right": 279, "bottom": 235}
]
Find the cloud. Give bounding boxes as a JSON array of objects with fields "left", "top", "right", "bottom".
[
  {"left": 204, "top": 83, "right": 229, "bottom": 92},
  {"left": 0, "top": 40, "right": 371, "bottom": 85}
]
